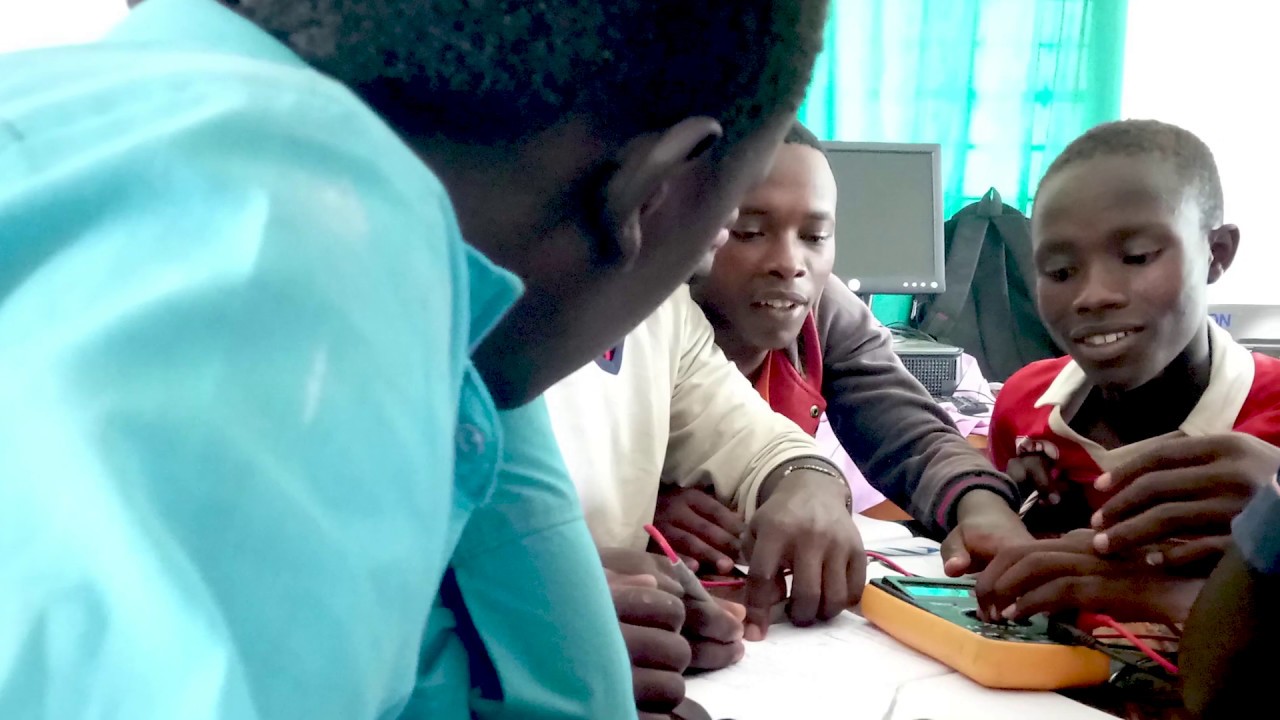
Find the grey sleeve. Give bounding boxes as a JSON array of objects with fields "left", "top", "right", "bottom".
[{"left": 815, "top": 275, "right": 1018, "bottom": 535}]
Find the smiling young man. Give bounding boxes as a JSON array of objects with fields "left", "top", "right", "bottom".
[
  {"left": 0, "top": 0, "right": 828, "bottom": 717},
  {"left": 973, "top": 120, "right": 1280, "bottom": 624},
  {"left": 661, "top": 124, "right": 1018, "bottom": 550},
  {"left": 986, "top": 120, "right": 1280, "bottom": 531}
]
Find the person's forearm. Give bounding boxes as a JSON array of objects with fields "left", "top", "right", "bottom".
[
  {"left": 1181, "top": 546, "right": 1279, "bottom": 719},
  {"left": 813, "top": 277, "right": 1015, "bottom": 533},
  {"left": 953, "top": 485, "right": 1018, "bottom": 523}
]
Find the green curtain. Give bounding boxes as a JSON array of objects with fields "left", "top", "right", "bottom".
[{"left": 799, "top": 0, "right": 1127, "bottom": 217}]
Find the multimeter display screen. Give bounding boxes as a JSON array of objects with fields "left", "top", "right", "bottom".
[{"left": 906, "top": 586, "right": 971, "bottom": 598}]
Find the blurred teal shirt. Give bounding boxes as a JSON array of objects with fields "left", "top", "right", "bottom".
[
  {"left": 0, "top": 0, "right": 634, "bottom": 718},
  {"left": 1234, "top": 476, "right": 1280, "bottom": 576}
]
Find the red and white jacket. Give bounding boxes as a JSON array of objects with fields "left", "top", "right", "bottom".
[{"left": 990, "top": 323, "right": 1280, "bottom": 511}]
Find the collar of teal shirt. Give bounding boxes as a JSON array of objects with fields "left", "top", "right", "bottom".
[
  {"left": 107, "top": 0, "right": 302, "bottom": 66},
  {"left": 105, "top": 0, "right": 525, "bottom": 355}
]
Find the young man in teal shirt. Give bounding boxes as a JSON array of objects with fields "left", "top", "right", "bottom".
[{"left": 0, "top": 0, "right": 828, "bottom": 717}]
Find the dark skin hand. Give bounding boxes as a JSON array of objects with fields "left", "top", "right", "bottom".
[
  {"left": 668, "top": 698, "right": 715, "bottom": 720},
  {"left": 1091, "top": 433, "right": 1280, "bottom": 565},
  {"left": 652, "top": 485, "right": 747, "bottom": 575},
  {"left": 1009, "top": 454, "right": 1068, "bottom": 507},
  {"left": 602, "top": 549, "right": 748, "bottom": 720},
  {"left": 1006, "top": 454, "right": 1096, "bottom": 537},
  {"left": 941, "top": 489, "right": 1035, "bottom": 576},
  {"left": 974, "top": 529, "right": 1202, "bottom": 625},
  {"left": 741, "top": 468, "right": 864, "bottom": 640},
  {"left": 601, "top": 548, "right": 746, "bottom": 675},
  {"left": 606, "top": 569, "right": 690, "bottom": 716}
]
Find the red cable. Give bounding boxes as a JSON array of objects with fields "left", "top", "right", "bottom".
[
  {"left": 1080, "top": 612, "right": 1179, "bottom": 675},
  {"left": 643, "top": 524, "right": 682, "bottom": 564},
  {"left": 1092, "top": 633, "right": 1178, "bottom": 643},
  {"left": 865, "top": 551, "right": 916, "bottom": 577},
  {"left": 700, "top": 579, "right": 746, "bottom": 588},
  {"left": 644, "top": 524, "right": 744, "bottom": 589}
]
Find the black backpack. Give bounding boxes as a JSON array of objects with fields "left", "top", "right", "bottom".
[{"left": 915, "top": 188, "right": 1062, "bottom": 382}]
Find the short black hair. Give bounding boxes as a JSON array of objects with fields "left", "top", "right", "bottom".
[
  {"left": 1040, "top": 119, "right": 1224, "bottom": 228},
  {"left": 783, "top": 122, "right": 825, "bottom": 154},
  {"left": 233, "top": 1, "right": 829, "bottom": 147}
]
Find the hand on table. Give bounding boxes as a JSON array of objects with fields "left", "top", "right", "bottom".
[
  {"left": 605, "top": 568, "right": 689, "bottom": 716},
  {"left": 941, "top": 489, "right": 1034, "bottom": 576},
  {"left": 1091, "top": 433, "right": 1280, "bottom": 565},
  {"left": 741, "top": 469, "right": 864, "bottom": 641},
  {"left": 601, "top": 548, "right": 745, "bottom": 684},
  {"left": 973, "top": 529, "right": 1203, "bottom": 625},
  {"left": 652, "top": 486, "right": 746, "bottom": 575}
]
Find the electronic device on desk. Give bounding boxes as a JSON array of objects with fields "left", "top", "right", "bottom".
[
  {"left": 891, "top": 334, "right": 962, "bottom": 397},
  {"left": 862, "top": 576, "right": 1111, "bottom": 690}
]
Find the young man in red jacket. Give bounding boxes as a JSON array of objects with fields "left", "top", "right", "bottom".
[
  {"left": 656, "top": 123, "right": 1024, "bottom": 572},
  {"left": 972, "top": 120, "right": 1280, "bottom": 625}
]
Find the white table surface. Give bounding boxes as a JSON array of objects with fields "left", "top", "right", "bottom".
[{"left": 686, "top": 526, "right": 1115, "bottom": 720}]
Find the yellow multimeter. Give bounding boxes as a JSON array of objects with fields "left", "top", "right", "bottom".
[{"left": 862, "top": 576, "right": 1112, "bottom": 690}]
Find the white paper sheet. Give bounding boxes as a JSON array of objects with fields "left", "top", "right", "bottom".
[
  {"left": 686, "top": 611, "right": 951, "bottom": 719},
  {"left": 851, "top": 513, "right": 914, "bottom": 547},
  {"left": 887, "top": 673, "right": 1116, "bottom": 720}
]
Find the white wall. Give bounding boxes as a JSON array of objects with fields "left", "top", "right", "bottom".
[
  {"left": 1122, "top": 0, "right": 1280, "bottom": 305},
  {"left": 0, "top": 1, "right": 125, "bottom": 53}
]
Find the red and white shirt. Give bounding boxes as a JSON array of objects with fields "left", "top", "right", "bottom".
[{"left": 990, "top": 323, "right": 1280, "bottom": 511}]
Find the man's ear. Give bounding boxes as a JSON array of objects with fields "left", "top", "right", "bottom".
[
  {"left": 1207, "top": 224, "right": 1241, "bottom": 284},
  {"left": 598, "top": 117, "right": 722, "bottom": 269}
]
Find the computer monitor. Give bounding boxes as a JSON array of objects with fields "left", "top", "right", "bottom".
[{"left": 823, "top": 142, "right": 945, "bottom": 295}]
